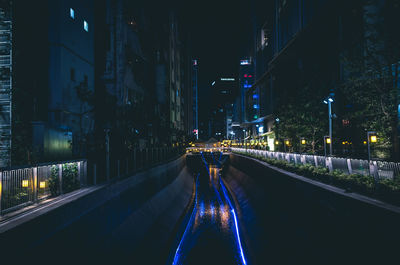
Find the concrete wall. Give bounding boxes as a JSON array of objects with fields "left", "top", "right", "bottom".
[
  {"left": 0, "top": 155, "right": 193, "bottom": 263},
  {"left": 226, "top": 153, "right": 400, "bottom": 264}
]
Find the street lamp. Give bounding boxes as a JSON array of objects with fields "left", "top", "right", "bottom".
[
  {"left": 324, "top": 136, "right": 331, "bottom": 157},
  {"left": 323, "top": 93, "right": 334, "bottom": 156},
  {"left": 367, "top": 131, "right": 377, "bottom": 162},
  {"left": 300, "top": 138, "right": 306, "bottom": 153},
  {"left": 284, "top": 139, "right": 290, "bottom": 153}
]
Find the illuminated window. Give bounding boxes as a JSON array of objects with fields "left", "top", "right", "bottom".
[
  {"left": 84, "top": 20, "right": 89, "bottom": 32},
  {"left": 70, "top": 8, "right": 75, "bottom": 19}
]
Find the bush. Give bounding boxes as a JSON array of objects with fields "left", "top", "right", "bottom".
[
  {"left": 377, "top": 178, "right": 400, "bottom": 204},
  {"left": 49, "top": 165, "right": 59, "bottom": 196},
  {"left": 48, "top": 163, "right": 80, "bottom": 196},
  {"left": 62, "top": 163, "right": 80, "bottom": 193},
  {"left": 233, "top": 150, "right": 400, "bottom": 206}
]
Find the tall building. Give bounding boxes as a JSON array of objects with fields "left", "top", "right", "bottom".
[
  {"left": 1, "top": 0, "right": 95, "bottom": 167},
  {"left": 0, "top": 0, "right": 12, "bottom": 167},
  {"left": 97, "top": 3, "right": 192, "bottom": 149},
  {"left": 192, "top": 59, "right": 199, "bottom": 139},
  {"left": 240, "top": 0, "right": 400, "bottom": 157},
  {"left": 208, "top": 77, "right": 237, "bottom": 140}
]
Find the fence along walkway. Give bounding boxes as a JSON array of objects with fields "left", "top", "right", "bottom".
[
  {"left": 0, "top": 160, "right": 87, "bottom": 215},
  {"left": 231, "top": 148, "right": 400, "bottom": 181}
]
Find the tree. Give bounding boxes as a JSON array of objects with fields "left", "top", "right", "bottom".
[
  {"left": 340, "top": 0, "right": 400, "bottom": 160},
  {"left": 274, "top": 85, "right": 327, "bottom": 154}
]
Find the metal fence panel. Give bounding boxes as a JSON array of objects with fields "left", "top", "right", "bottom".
[
  {"left": 331, "top": 157, "right": 350, "bottom": 174},
  {"left": 0, "top": 160, "right": 86, "bottom": 215},
  {"left": 350, "top": 159, "right": 369, "bottom": 176}
]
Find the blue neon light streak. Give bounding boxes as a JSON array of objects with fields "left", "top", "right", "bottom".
[
  {"left": 214, "top": 151, "right": 247, "bottom": 265},
  {"left": 173, "top": 150, "right": 247, "bottom": 265},
  {"left": 172, "top": 175, "right": 199, "bottom": 265},
  {"left": 219, "top": 177, "right": 247, "bottom": 265}
]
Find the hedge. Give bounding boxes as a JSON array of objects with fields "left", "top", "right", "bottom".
[{"left": 234, "top": 151, "right": 400, "bottom": 206}]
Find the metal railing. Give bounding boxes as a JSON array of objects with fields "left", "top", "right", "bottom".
[
  {"left": 231, "top": 148, "right": 400, "bottom": 181},
  {"left": 0, "top": 160, "right": 86, "bottom": 215},
  {"left": 92, "top": 147, "right": 184, "bottom": 185}
]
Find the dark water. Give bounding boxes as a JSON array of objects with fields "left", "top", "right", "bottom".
[{"left": 172, "top": 154, "right": 247, "bottom": 265}]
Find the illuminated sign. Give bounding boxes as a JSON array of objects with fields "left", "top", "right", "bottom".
[
  {"left": 193, "top": 59, "right": 198, "bottom": 66},
  {"left": 240, "top": 60, "right": 250, "bottom": 65},
  {"left": 258, "top": 126, "right": 264, "bottom": 133},
  {"left": 220, "top": 78, "right": 235, "bottom": 81}
]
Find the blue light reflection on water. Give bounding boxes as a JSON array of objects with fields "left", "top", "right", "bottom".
[
  {"left": 172, "top": 151, "right": 247, "bottom": 265},
  {"left": 172, "top": 174, "right": 199, "bottom": 265}
]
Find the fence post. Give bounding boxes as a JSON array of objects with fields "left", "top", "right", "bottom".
[
  {"left": 84, "top": 161, "right": 87, "bottom": 186},
  {"left": 369, "top": 161, "right": 379, "bottom": 182},
  {"left": 33, "top": 167, "right": 38, "bottom": 202},
  {"left": 93, "top": 164, "right": 97, "bottom": 185},
  {"left": 58, "top": 164, "right": 63, "bottom": 195},
  {"left": 347, "top": 159, "right": 353, "bottom": 174},
  {"left": 0, "top": 172, "right": 2, "bottom": 215},
  {"left": 314, "top": 156, "right": 318, "bottom": 167},
  {"left": 301, "top": 155, "right": 306, "bottom": 165},
  {"left": 327, "top": 157, "right": 333, "bottom": 173},
  {"left": 78, "top": 162, "right": 82, "bottom": 187}
]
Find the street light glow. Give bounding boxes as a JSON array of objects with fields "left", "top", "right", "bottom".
[
  {"left": 326, "top": 137, "right": 331, "bottom": 144},
  {"left": 370, "top": 135, "right": 377, "bottom": 143}
]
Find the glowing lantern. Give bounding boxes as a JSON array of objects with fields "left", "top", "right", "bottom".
[{"left": 22, "top": 180, "right": 29, "bottom": 188}]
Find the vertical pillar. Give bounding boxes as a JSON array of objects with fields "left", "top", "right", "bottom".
[
  {"left": 33, "top": 167, "right": 38, "bottom": 202},
  {"left": 84, "top": 161, "right": 87, "bottom": 186},
  {"left": 314, "top": 156, "right": 318, "bottom": 167},
  {"left": 326, "top": 157, "right": 333, "bottom": 173},
  {"left": 58, "top": 164, "right": 63, "bottom": 195},
  {"left": 347, "top": 159, "right": 353, "bottom": 174},
  {"left": 78, "top": 162, "right": 82, "bottom": 187}
]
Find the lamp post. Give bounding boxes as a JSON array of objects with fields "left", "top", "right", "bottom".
[
  {"left": 284, "top": 139, "right": 290, "bottom": 153},
  {"left": 324, "top": 136, "right": 331, "bottom": 157},
  {"left": 300, "top": 138, "right": 306, "bottom": 154},
  {"left": 367, "top": 131, "right": 377, "bottom": 162},
  {"left": 323, "top": 93, "right": 334, "bottom": 156}
]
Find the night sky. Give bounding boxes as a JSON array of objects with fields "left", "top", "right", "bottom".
[{"left": 178, "top": 0, "right": 253, "bottom": 129}]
